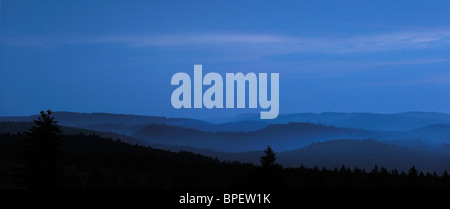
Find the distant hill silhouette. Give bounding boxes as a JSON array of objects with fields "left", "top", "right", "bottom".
[
  {"left": 147, "top": 140, "right": 450, "bottom": 173},
  {"left": 131, "top": 122, "right": 450, "bottom": 152},
  {"left": 405, "top": 124, "right": 450, "bottom": 143},
  {"left": 0, "top": 111, "right": 209, "bottom": 126},
  {"left": 231, "top": 112, "right": 450, "bottom": 131},
  {"left": 277, "top": 139, "right": 450, "bottom": 173},
  {"left": 0, "top": 112, "right": 267, "bottom": 133},
  {"left": 0, "top": 122, "right": 148, "bottom": 146},
  {"left": 3, "top": 111, "right": 450, "bottom": 134},
  {"left": 132, "top": 122, "right": 377, "bottom": 152}
]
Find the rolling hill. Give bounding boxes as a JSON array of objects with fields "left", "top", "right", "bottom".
[
  {"left": 147, "top": 139, "right": 450, "bottom": 173},
  {"left": 230, "top": 112, "right": 450, "bottom": 131},
  {"left": 3, "top": 111, "right": 450, "bottom": 134},
  {"left": 0, "top": 111, "right": 267, "bottom": 133},
  {"left": 277, "top": 139, "right": 450, "bottom": 172},
  {"left": 133, "top": 122, "right": 380, "bottom": 152}
]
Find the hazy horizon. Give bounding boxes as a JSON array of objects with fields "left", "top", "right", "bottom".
[{"left": 1, "top": 110, "right": 449, "bottom": 121}]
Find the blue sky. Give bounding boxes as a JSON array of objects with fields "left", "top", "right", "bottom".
[{"left": 1, "top": 0, "right": 450, "bottom": 118}]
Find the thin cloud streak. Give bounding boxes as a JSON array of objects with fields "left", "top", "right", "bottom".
[
  {"left": 364, "top": 74, "right": 450, "bottom": 87},
  {"left": 2, "top": 29, "right": 450, "bottom": 54},
  {"left": 73, "top": 34, "right": 294, "bottom": 46},
  {"left": 84, "top": 29, "right": 450, "bottom": 54}
]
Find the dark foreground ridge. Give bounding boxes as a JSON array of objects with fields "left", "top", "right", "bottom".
[{"left": 1, "top": 132, "right": 450, "bottom": 189}]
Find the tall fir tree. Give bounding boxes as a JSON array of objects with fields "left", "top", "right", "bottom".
[
  {"left": 24, "top": 110, "right": 63, "bottom": 188},
  {"left": 260, "top": 145, "right": 277, "bottom": 168}
]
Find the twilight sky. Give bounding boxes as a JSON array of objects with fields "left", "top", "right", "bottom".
[{"left": 1, "top": 0, "right": 450, "bottom": 118}]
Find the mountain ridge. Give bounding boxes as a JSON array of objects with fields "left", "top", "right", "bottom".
[{"left": 3, "top": 111, "right": 450, "bottom": 132}]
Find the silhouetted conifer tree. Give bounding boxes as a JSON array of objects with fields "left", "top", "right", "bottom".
[
  {"left": 408, "top": 166, "right": 418, "bottom": 177},
  {"left": 260, "top": 146, "right": 276, "bottom": 168},
  {"left": 371, "top": 165, "right": 379, "bottom": 174},
  {"left": 24, "top": 110, "right": 63, "bottom": 188}
]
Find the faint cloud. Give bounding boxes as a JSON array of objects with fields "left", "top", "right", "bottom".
[
  {"left": 89, "top": 29, "right": 450, "bottom": 54},
  {"left": 2, "top": 28, "right": 450, "bottom": 55},
  {"left": 336, "top": 30, "right": 450, "bottom": 53},
  {"left": 75, "top": 34, "right": 294, "bottom": 47},
  {"left": 365, "top": 74, "right": 450, "bottom": 86}
]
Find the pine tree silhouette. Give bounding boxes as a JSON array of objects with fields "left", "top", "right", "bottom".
[
  {"left": 260, "top": 145, "right": 276, "bottom": 168},
  {"left": 24, "top": 110, "right": 63, "bottom": 188},
  {"left": 408, "top": 166, "right": 418, "bottom": 177}
]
